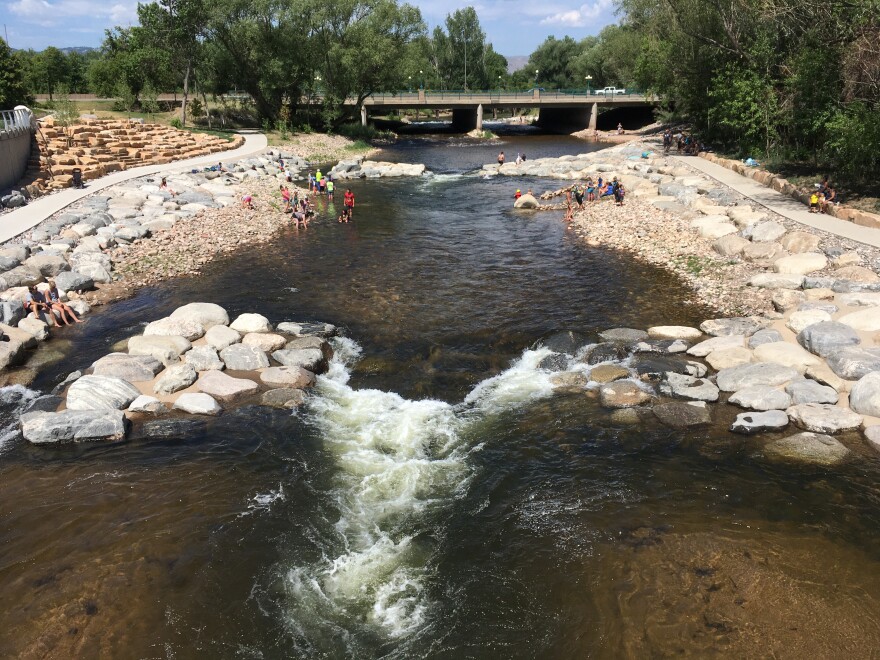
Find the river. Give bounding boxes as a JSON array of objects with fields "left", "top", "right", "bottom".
[{"left": 1, "top": 130, "right": 880, "bottom": 658}]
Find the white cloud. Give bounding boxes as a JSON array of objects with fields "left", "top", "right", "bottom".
[{"left": 540, "top": 0, "right": 614, "bottom": 27}]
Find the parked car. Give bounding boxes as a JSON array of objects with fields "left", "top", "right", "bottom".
[{"left": 597, "top": 86, "right": 626, "bottom": 95}]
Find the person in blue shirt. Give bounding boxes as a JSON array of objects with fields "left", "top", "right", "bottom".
[{"left": 25, "top": 284, "right": 57, "bottom": 327}]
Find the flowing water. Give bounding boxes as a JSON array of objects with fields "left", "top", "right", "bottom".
[{"left": 2, "top": 133, "right": 880, "bottom": 658}]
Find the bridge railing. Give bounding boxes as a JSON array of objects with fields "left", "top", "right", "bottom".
[
  {"left": 361, "top": 89, "right": 654, "bottom": 104},
  {"left": 0, "top": 108, "right": 34, "bottom": 138}
]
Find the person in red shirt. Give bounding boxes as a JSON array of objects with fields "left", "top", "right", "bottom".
[
  {"left": 343, "top": 189, "right": 355, "bottom": 218},
  {"left": 514, "top": 189, "right": 522, "bottom": 200}
]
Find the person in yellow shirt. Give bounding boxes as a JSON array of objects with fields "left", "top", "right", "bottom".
[{"left": 809, "top": 191, "right": 820, "bottom": 213}]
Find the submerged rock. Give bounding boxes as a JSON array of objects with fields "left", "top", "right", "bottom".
[
  {"left": 599, "top": 381, "right": 653, "bottom": 408},
  {"left": 599, "top": 328, "right": 648, "bottom": 344},
  {"left": 589, "top": 364, "right": 630, "bottom": 383},
  {"left": 261, "top": 388, "right": 306, "bottom": 409},
  {"left": 652, "top": 401, "right": 711, "bottom": 429},
  {"left": 764, "top": 432, "right": 850, "bottom": 465}
]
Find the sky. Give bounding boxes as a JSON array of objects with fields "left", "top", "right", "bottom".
[{"left": 1, "top": 0, "right": 619, "bottom": 55}]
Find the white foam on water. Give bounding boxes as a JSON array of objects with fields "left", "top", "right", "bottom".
[{"left": 284, "top": 339, "right": 586, "bottom": 643}]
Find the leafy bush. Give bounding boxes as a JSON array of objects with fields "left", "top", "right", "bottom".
[
  {"left": 169, "top": 117, "right": 182, "bottom": 129},
  {"left": 821, "top": 103, "right": 880, "bottom": 182},
  {"left": 336, "top": 122, "right": 380, "bottom": 141}
]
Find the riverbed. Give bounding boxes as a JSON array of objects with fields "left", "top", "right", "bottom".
[{"left": 2, "top": 131, "right": 880, "bottom": 658}]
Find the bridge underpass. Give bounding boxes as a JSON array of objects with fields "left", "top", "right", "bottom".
[{"left": 355, "top": 91, "right": 658, "bottom": 133}]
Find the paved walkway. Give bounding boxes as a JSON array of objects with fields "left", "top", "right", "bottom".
[
  {"left": 0, "top": 131, "right": 268, "bottom": 244},
  {"left": 674, "top": 155, "right": 880, "bottom": 249}
]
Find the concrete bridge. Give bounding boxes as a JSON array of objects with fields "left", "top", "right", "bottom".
[{"left": 355, "top": 90, "right": 658, "bottom": 132}]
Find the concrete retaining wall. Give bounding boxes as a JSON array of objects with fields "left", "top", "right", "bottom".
[{"left": 0, "top": 108, "right": 35, "bottom": 193}]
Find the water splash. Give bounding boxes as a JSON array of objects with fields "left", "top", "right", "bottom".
[{"left": 283, "top": 337, "right": 584, "bottom": 646}]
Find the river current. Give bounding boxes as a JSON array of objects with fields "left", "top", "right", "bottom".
[{"left": 2, "top": 131, "right": 880, "bottom": 658}]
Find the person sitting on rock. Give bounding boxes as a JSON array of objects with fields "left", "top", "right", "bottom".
[
  {"left": 24, "top": 284, "right": 57, "bottom": 327},
  {"left": 160, "top": 177, "right": 177, "bottom": 196},
  {"left": 241, "top": 194, "right": 254, "bottom": 209},
  {"left": 809, "top": 190, "right": 820, "bottom": 213},
  {"left": 822, "top": 185, "right": 837, "bottom": 212},
  {"left": 46, "top": 280, "right": 82, "bottom": 325}
]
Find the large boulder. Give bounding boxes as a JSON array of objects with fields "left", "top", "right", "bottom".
[
  {"left": 749, "top": 329, "right": 784, "bottom": 348},
  {"left": 589, "top": 364, "right": 630, "bottom": 383},
  {"left": 652, "top": 402, "right": 711, "bottom": 428},
  {"left": 271, "top": 348, "right": 327, "bottom": 373},
  {"left": 781, "top": 231, "right": 821, "bottom": 254},
  {"left": 153, "top": 363, "right": 198, "bottom": 394},
  {"left": 53, "top": 270, "right": 94, "bottom": 293},
  {"left": 786, "top": 309, "right": 832, "bottom": 334},
  {"left": 748, "top": 273, "right": 804, "bottom": 289},
  {"left": 825, "top": 347, "right": 880, "bottom": 380},
  {"left": 260, "top": 366, "right": 316, "bottom": 388},
  {"left": 752, "top": 342, "right": 821, "bottom": 373},
  {"left": 185, "top": 345, "right": 225, "bottom": 371},
  {"left": 716, "top": 362, "right": 799, "bottom": 392},
  {"left": 261, "top": 388, "right": 306, "bottom": 409},
  {"left": 513, "top": 193, "right": 538, "bottom": 209},
  {"left": 74, "top": 261, "right": 112, "bottom": 284},
  {"left": 0, "top": 338, "right": 26, "bottom": 370},
  {"left": 699, "top": 317, "right": 767, "bottom": 337},
  {"left": 220, "top": 344, "right": 269, "bottom": 370},
  {"left": 786, "top": 403, "right": 862, "bottom": 434},
  {"left": 196, "top": 369, "right": 259, "bottom": 402},
  {"left": 729, "top": 410, "right": 789, "bottom": 435},
  {"left": 91, "top": 353, "right": 163, "bottom": 382},
  {"left": 705, "top": 347, "right": 753, "bottom": 370},
  {"left": 658, "top": 372, "right": 719, "bottom": 402},
  {"left": 128, "top": 335, "right": 192, "bottom": 365},
  {"left": 205, "top": 324, "right": 241, "bottom": 350},
  {"left": 128, "top": 395, "right": 168, "bottom": 414},
  {"left": 169, "top": 302, "right": 229, "bottom": 330},
  {"left": 764, "top": 432, "right": 850, "bottom": 465},
  {"left": 786, "top": 379, "right": 839, "bottom": 405},
  {"left": 275, "top": 321, "right": 337, "bottom": 338},
  {"left": 797, "top": 322, "right": 860, "bottom": 358},
  {"left": 229, "top": 313, "right": 272, "bottom": 334},
  {"left": 25, "top": 253, "right": 70, "bottom": 277},
  {"left": 835, "top": 265, "right": 880, "bottom": 283},
  {"left": 712, "top": 234, "right": 750, "bottom": 257},
  {"left": 848, "top": 372, "right": 880, "bottom": 417},
  {"left": 242, "top": 332, "right": 287, "bottom": 352},
  {"left": 599, "top": 328, "right": 648, "bottom": 344},
  {"left": 771, "top": 289, "right": 806, "bottom": 312},
  {"left": 173, "top": 392, "right": 222, "bottom": 415},
  {"left": 838, "top": 308, "right": 880, "bottom": 332},
  {"left": 599, "top": 381, "right": 652, "bottom": 408},
  {"left": 20, "top": 410, "right": 129, "bottom": 444},
  {"left": 144, "top": 317, "right": 205, "bottom": 341},
  {"left": 729, "top": 386, "right": 792, "bottom": 411},
  {"left": 773, "top": 253, "right": 828, "bottom": 275},
  {"left": 66, "top": 375, "right": 141, "bottom": 410},
  {"left": 18, "top": 317, "right": 49, "bottom": 342},
  {"left": 284, "top": 336, "right": 334, "bottom": 360},
  {"left": 748, "top": 220, "right": 787, "bottom": 242}
]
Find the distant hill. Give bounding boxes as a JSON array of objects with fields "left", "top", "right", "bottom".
[{"left": 505, "top": 56, "right": 529, "bottom": 74}]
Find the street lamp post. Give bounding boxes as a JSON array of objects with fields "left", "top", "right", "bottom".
[
  {"left": 408, "top": 76, "right": 412, "bottom": 93},
  {"left": 419, "top": 70, "right": 424, "bottom": 90},
  {"left": 535, "top": 69, "right": 539, "bottom": 85},
  {"left": 585, "top": 75, "right": 593, "bottom": 95}
]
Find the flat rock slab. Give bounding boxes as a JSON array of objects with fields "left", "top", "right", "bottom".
[
  {"left": 773, "top": 253, "right": 828, "bottom": 275},
  {"left": 729, "top": 410, "right": 789, "bottom": 434},
  {"left": 700, "top": 317, "right": 768, "bottom": 337},
  {"left": 91, "top": 353, "right": 163, "bottom": 383},
  {"left": 764, "top": 432, "right": 850, "bottom": 465},
  {"left": 705, "top": 347, "right": 753, "bottom": 370},
  {"left": 20, "top": 409, "right": 129, "bottom": 444},
  {"left": 144, "top": 317, "right": 205, "bottom": 341},
  {"left": 652, "top": 402, "right": 711, "bottom": 428},
  {"left": 66, "top": 375, "right": 141, "bottom": 411},
  {"left": 826, "top": 347, "right": 880, "bottom": 380},
  {"left": 748, "top": 329, "right": 784, "bottom": 348},
  {"left": 687, "top": 335, "right": 746, "bottom": 357},
  {"left": 716, "top": 362, "right": 799, "bottom": 392},
  {"left": 752, "top": 342, "right": 821, "bottom": 373},
  {"left": 220, "top": 344, "right": 270, "bottom": 370},
  {"left": 787, "top": 403, "right": 862, "bottom": 434},
  {"left": 260, "top": 366, "right": 316, "bottom": 389},
  {"left": 647, "top": 326, "right": 702, "bottom": 341},
  {"left": 838, "top": 308, "right": 880, "bottom": 332},
  {"left": 276, "top": 321, "right": 337, "bottom": 337},
  {"left": 786, "top": 379, "right": 839, "bottom": 405},
  {"left": 261, "top": 388, "right": 306, "bottom": 408},
  {"left": 797, "top": 322, "right": 860, "bottom": 358},
  {"left": 749, "top": 220, "right": 787, "bottom": 242},
  {"left": 599, "top": 381, "right": 653, "bottom": 408},
  {"left": 128, "top": 394, "right": 168, "bottom": 413},
  {"left": 598, "top": 328, "right": 648, "bottom": 344},
  {"left": 169, "top": 302, "right": 229, "bottom": 329},
  {"left": 197, "top": 369, "right": 259, "bottom": 402},
  {"left": 786, "top": 310, "right": 832, "bottom": 334},
  {"left": 729, "top": 385, "right": 792, "bottom": 411},
  {"left": 748, "top": 273, "right": 804, "bottom": 289},
  {"left": 659, "top": 372, "right": 719, "bottom": 402},
  {"left": 589, "top": 364, "right": 630, "bottom": 383},
  {"left": 284, "top": 336, "right": 333, "bottom": 359},
  {"left": 173, "top": 392, "right": 222, "bottom": 415}
]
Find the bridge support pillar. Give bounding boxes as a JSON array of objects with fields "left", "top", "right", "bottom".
[
  {"left": 451, "top": 108, "right": 479, "bottom": 132},
  {"left": 476, "top": 104, "right": 483, "bottom": 131},
  {"left": 588, "top": 102, "right": 598, "bottom": 132},
  {"left": 360, "top": 105, "right": 367, "bottom": 127}
]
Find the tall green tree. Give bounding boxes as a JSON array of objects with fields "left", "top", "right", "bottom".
[{"left": 0, "top": 38, "right": 30, "bottom": 108}]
